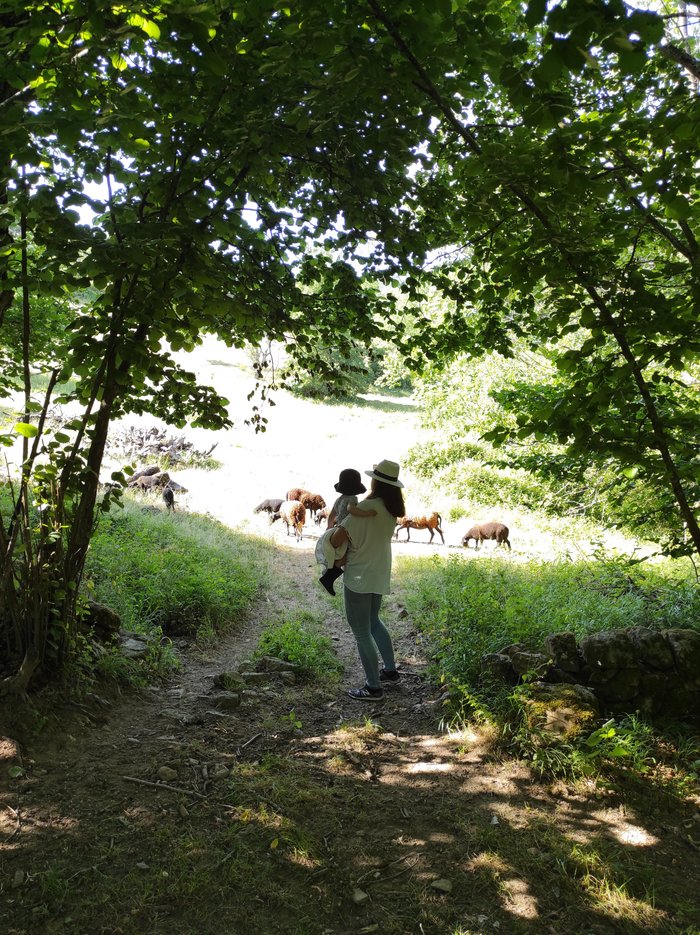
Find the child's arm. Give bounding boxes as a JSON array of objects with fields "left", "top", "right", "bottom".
[
  {"left": 347, "top": 504, "right": 377, "bottom": 517},
  {"left": 326, "top": 508, "right": 338, "bottom": 528}
]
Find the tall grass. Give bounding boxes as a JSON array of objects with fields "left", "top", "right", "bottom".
[
  {"left": 395, "top": 550, "right": 700, "bottom": 784},
  {"left": 255, "top": 609, "right": 343, "bottom": 680},
  {"left": 85, "top": 503, "right": 269, "bottom": 639},
  {"left": 395, "top": 551, "right": 700, "bottom": 692}
]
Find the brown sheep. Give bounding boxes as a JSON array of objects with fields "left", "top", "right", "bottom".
[
  {"left": 395, "top": 512, "right": 445, "bottom": 544},
  {"left": 315, "top": 507, "right": 329, "bottom": 526},
  {"left": 127, "top": 465, "right": 161, "bottom": 486},
  {"left": 286, "top": 487, "right": 326, "bottom": 522},
  {"left": 462, "top": 521, "right": 511, "bottom": 550},
  {"left": 272, "top": 500, "right": 306, "bottom": 540}
]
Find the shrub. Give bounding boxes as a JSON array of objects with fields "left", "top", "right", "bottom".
[
  {"left": 396, "top": 551, "right": 700, "bottom": 696},
  {"left": 85, "top": 504, "right": 266, "bottom": 638}
]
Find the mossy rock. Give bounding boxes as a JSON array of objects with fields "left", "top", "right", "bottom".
[
  {"left": 516, "top": 682, "right": 599, "bottom": 744},
  {"left": 213, "top": 671, "right": 248, "bottom": 692}
]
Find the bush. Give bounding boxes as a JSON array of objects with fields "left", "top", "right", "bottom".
[
  {"left": 85, "top": 504, "right": 266, "bottom": 639},
  {"left": 396, "top": 551, "right": 700, "bottom": 695},
  {"left": 397, "top": 550, "right": 700, "bottom": 785}
]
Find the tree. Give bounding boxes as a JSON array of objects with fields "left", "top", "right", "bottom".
[
  {"left": 367, "top": 0, "right": 700, "bottom": 555},
  {"left": 1, "top": 0, "right": 698, "bottom": 694},
  {"left": 0, "top": 0, "right": 436, "bottom": 691}
]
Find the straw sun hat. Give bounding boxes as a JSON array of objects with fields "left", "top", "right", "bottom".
[{"left": 365, "top": 459, "right": 404, "bottom": 488}]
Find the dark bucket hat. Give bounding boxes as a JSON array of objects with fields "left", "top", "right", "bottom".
[{"left": 334, "top": 468, "right": 366, "bottom": 495}]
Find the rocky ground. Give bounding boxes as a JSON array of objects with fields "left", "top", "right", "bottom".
[{"left": 4, "top": 535, "right": 700, "bottom": 935}]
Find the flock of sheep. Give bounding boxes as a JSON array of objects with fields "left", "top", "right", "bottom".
[
  {"left": 126, "top": 470, "right": 513, "bottom": 550},
  {"left": 126, "top": 465, "right": 187, "bottom": 510},
  {"left": 254, "top": 487, "right": 512, "bottom": 550}
]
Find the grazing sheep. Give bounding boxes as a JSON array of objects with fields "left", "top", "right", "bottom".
[
  {"left": 254, "top": 498, "right": 284, "bottom": 516},
  {"left": 165, "top": 479, "right": 188, "bottom": 494},
  {"left": 315, "top": 507, "right": 329, "bottom": 526},
  {"left": 134, "top": 471, "right": 170, "bottom": 492},
  {"left": 286, "top": 487, "right": 326, "bottom": 522},
  {"left": 462, "top": 521, "right": 511, "bottom": 550},
  {"left": 395, "top": 512, "right": 445, "bottom": 544},
  {"left": 272, "top": 500, "right": 306, "bottom": 540},
  {"left": 127, "top": 465, "right": 161, "bottom": 486},
  {"left": 162, "top": 487, "right": 175, "bottom": 511}
]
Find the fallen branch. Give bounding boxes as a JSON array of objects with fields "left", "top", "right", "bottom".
[
  {"left": 354, "top": 851, "right": 422, "bottom": 886},
  {"left": 122, "top": 775, "right": 206, "bottom": 799},
  {"left": 239, "top": 732, "right": 262, "bottom": 751}
]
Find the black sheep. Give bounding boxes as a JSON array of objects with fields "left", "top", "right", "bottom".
[{"left": 254, "top": 498, "right": 284, "bottom": 516}]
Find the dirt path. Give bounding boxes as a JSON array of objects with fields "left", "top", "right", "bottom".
[
  {"left": 3, "top": 340, "right": 699, "bottom": 934},
  {"left": 4, "top": 535, "right": 700, "bottom": 935}
]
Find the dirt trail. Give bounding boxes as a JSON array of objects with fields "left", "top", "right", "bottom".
[
  {"left": 3, "top": 340, "right": 699, "bottom": 934},
  {"left": 4, "top": 538, "right": 699, "bottom": 935}
]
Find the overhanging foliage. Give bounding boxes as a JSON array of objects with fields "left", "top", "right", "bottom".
[{"left": 0, "top": 0, "right": 698, "bottom": 692}]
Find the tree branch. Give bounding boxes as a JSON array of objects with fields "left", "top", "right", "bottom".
[{"left": 661, "top": 41, "right": 700, "bottom": 81}]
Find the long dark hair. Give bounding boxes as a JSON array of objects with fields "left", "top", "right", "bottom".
[{"left": 371, "top": 479, "right": 405, "bottom": 518}]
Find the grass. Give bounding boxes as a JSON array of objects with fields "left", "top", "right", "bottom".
[
  {"left": 255, "top": 608, "right": 343, "bottom": 681},
  {"left": 85, "top": 501, "right": 270, "bottom": 641},
  {"left": 395, "top": 550, "right": 700, "bottom": 688},
  {"left": 395, "top": 548, "right": 700, "bottom": 790}
]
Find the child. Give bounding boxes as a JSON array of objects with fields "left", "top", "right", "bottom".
[{"left": 316, "top": 468, "right": 376, "bottom": 595}]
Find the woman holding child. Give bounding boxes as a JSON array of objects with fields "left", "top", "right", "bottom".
[{"left": 328, "top": 459, "right": 405, "bottom": 701}]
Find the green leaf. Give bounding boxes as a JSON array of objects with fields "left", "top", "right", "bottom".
[
  {"left": 126, "top": 14, "right": 161, "bottom": 39},
  {"left": 609, "top": 745, "right": 631, "bottom": 758},
  {"left": 627, "top": 11, "right": 664, "bottom": 45},
  {"left": 664, "top": 195, "right": 691, "bottom": 220},
  {"left": 525, "top": 0, "right": 547, "bottom": 28},
  {"left": 14, "top": 422, "right": 39, "bottom": 438}
]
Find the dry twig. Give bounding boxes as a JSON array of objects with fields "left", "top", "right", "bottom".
[{"left": 122, "top": 775, "right": 206, "bottom": 799}]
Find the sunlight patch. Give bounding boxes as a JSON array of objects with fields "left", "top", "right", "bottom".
[
  {"left": 591, "top": 810, "right": 658, "bottom": 847},
  {"left": 406, "top": 761, "right": 453, "bottom": 774},
  {"left": 501, "top": 876, "right": 539, "bottom": 919},
  {"left": 428, "top": 831, "right": 456, "bottom": 845},
  {"left": 466, "top": 851, "right": 509, "bottom": 873},
  {"left": 447, "top": 726, "right": 482, "bottom": 746}
]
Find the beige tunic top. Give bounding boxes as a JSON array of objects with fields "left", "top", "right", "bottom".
[{"left": 340, "top": 496, "right": 395, "bottom": 595}]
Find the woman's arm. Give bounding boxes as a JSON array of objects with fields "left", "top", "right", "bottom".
[{"left": 329, "top": 525, "right": 349, "bottom": 549}]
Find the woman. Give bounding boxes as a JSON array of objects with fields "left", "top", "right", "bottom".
[{"left": 329, "top": 458, "right": 405, "bottom": 700}]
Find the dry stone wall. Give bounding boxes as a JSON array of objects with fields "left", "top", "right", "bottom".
[{"left": 481, "top": 626, "right": 700, "bottom": 719}]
